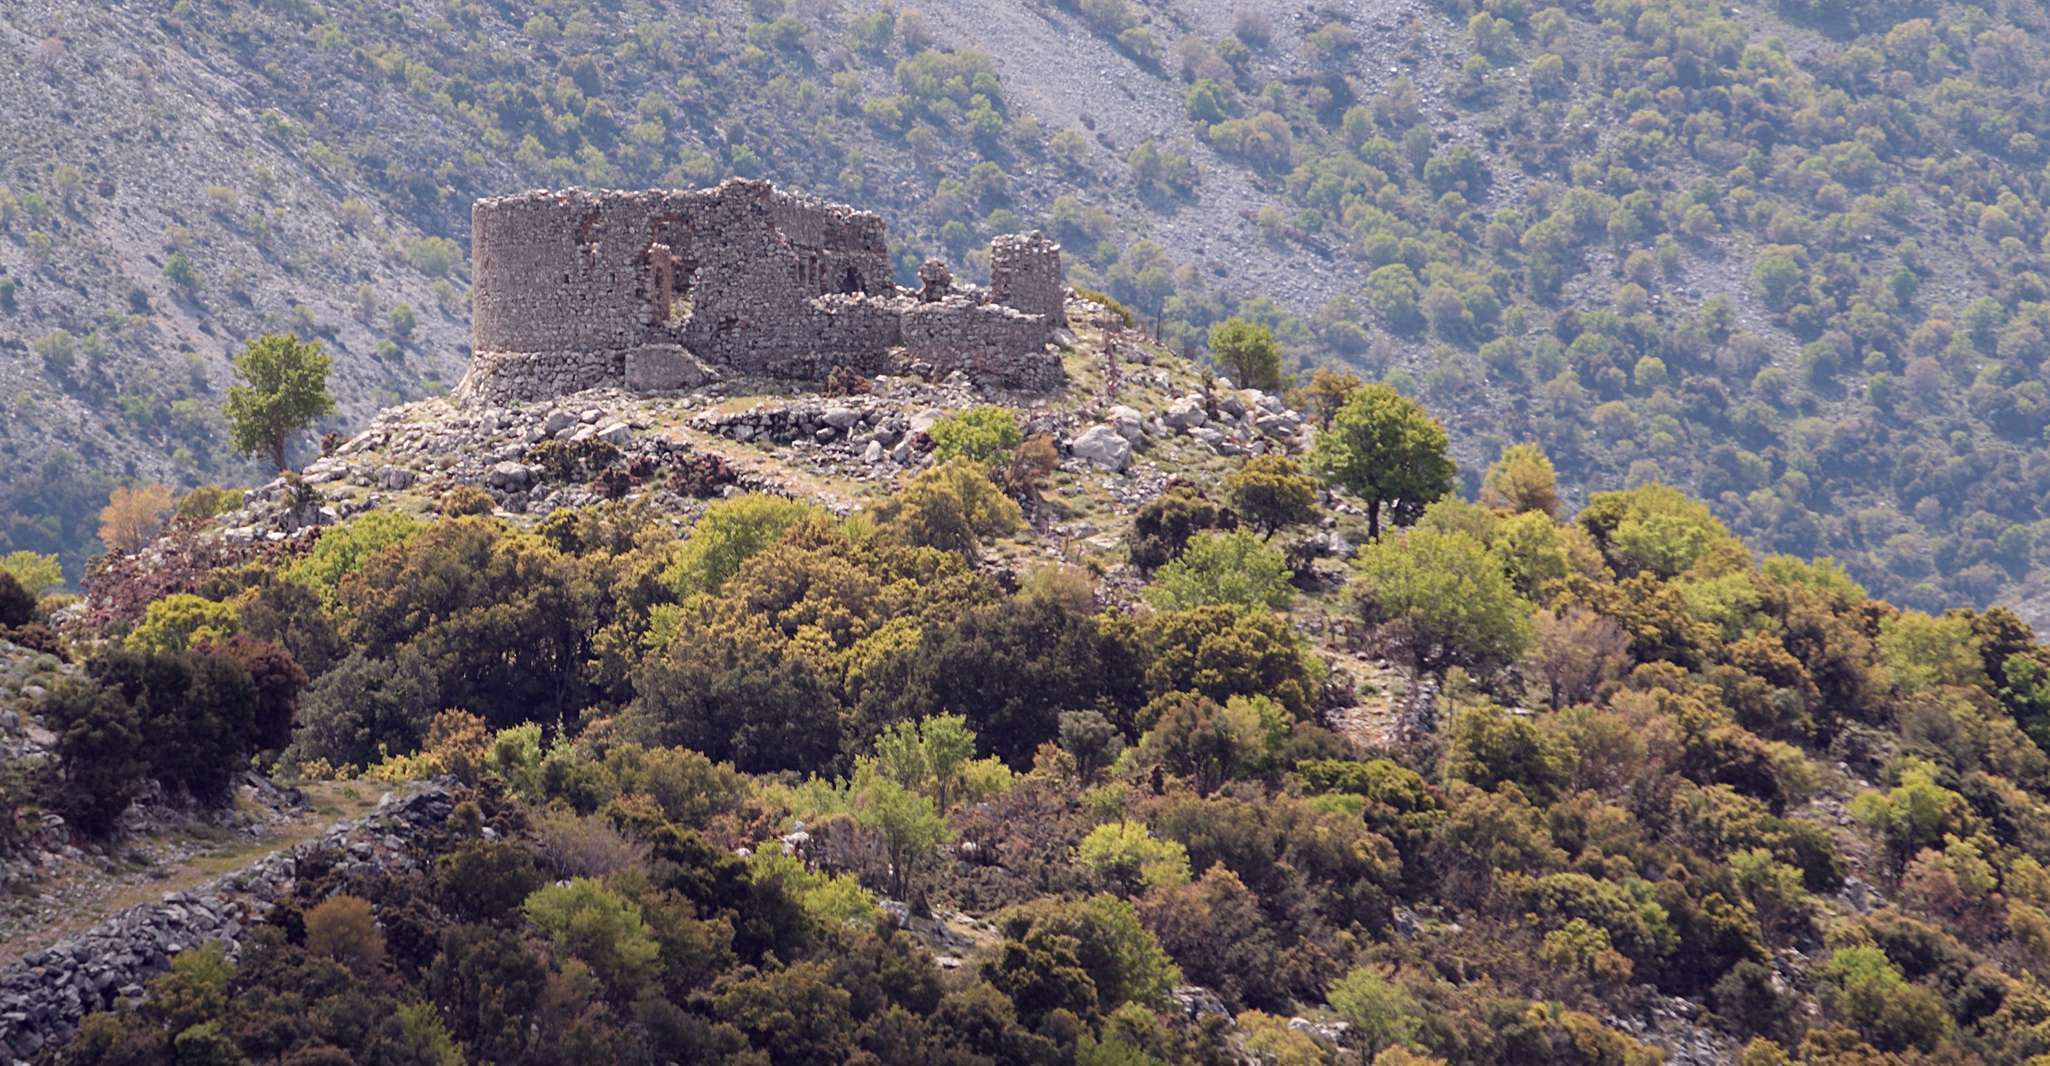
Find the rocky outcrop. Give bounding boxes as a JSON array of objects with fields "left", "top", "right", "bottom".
[{"left": 0, "top": 784, "right": 459, "bottom": 1064}]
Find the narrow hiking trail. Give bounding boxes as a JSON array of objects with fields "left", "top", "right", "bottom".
[{"left": 0, "top": 779, "right": 382, "bottom": 968}]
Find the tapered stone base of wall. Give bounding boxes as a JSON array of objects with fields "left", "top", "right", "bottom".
[
  {"left": 457, "top": 349, "right": 626, "bottom": 405},
  {"left": 625, "top": 345, "right": 719, "bottom": 392}
]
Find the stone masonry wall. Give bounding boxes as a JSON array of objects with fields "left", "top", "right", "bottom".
[
  {"left": 989, "top": 232, "right": 1067, "bottom": 328},
  {"left": 460, "top": 180, "right": 1065, "bottom": 401},
  {"left": 902, "top": 299, "right": 1065, "bottom": 389}
]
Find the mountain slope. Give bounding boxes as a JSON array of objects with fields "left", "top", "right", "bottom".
[{"left": 5, "top": 0, "right": 2050, "bottom": 622}]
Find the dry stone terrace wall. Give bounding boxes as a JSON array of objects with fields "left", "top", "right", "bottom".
[
  {"left": 0, "top": 785, "right": 459, "bottom": 1064},
  {"left": 461, "top": 178, "right": 1066, "bottom": 402}
]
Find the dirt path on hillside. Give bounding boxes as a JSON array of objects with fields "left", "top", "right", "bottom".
[{"left": 0, "top": 780, "right": 382, "bottom": 967}]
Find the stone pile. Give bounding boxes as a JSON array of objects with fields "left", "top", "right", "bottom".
[
  {"left": 1059, "top": 381, "right": 1307, "bottom": 475},
  {"left": 0, "top": 784, "right": 458, "bottom": 1064},
  {"left": 1157, "top": 381, "right": 1309, "bottom": 455},
  {"left": 690, "top": 397, "right": 924, "bottom": 465}
]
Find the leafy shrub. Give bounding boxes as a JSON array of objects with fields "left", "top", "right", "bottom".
[
  {"left": 1076, "top": 820, "right": 1191, "bottom": 893},
  {"left": 1143, "top": 528, "right": 1292, "bottom": 613},
  {"left": 305, "top": 895, "right": 386, "bottom": 976},
  {"left": 284, "top": 511, "right": 424, "bottom": 605},
  {"left": 523, "top": 878, "right": 661, "bottom": 992},
  {"left": 1128, "top": 488, "right": 1237, "bottom": 570},
  {"left": 437, "top": 485, "right": 495, "bottom": 516},
  {"left": 664, "top": 493, "right": 817, "bottom": 598},
  {"left": 874, "top": 458, "right": 1022, "bottom": 559},
  {"left": 1350, "top": 527, "right": 1535, "bottom": 676},
  {"left": 927, "top": 405, "right": 1023, "bottom": 467},
  {"left": 124, "top": 593, "right": 237, "bottom": 655},
  {"left": 0, "top": 573, "right": 36, "bottom": 628}
]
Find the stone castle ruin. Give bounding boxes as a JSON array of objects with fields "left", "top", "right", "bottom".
[{"left": 460, "top": 179, "right": 1067, "bottom": 403}]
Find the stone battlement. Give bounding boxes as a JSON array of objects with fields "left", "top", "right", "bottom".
[{"left": 459, "top": 179, "right": 1065, "bottom": 403}]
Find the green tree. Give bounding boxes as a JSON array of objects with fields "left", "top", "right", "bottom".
[
  {"left": 1207, "top": 317, "right": 1282, "bottom": 390},
  {"left": 224, "top": 333, "right": 334, "bottom": 471},
  {"left": 874, "top": 457, "right": 1023, "bottom": 559},
  {"left": 282, "top": 510, "right": 426, "bottom": 606},
  {"left": 1877, "top": 610, "right": 1988, "bottom": 694},
  {"left": 663, "top": 494, "right": 817, "bottom": 598},
  {"left": 40, "top": 679, "right": 145, "bottom": 836},
  {"left": 1309, "top": 384, "right": 1456, "bottom": 539},
  {"left": 0, "top": 550, "right": 63, "bottom": 597},
  {"left": 1076, "top": 820, "right": 1192, "bottom": 893},
  {"left": 124, "top": 593, "right": 238, "bottom": 655},
  {"left": 868, "top": 712, "right": 980, "bottom": 812},
  {"left": 1578, "top": 482, "right": 1736, "bottom": 579},
  {"left": 1821, "top": 945, "right": 1951, "bottom": 1052},
  {"left": 1059, "top": 709, "right": 1126, "bottom": 783},
  {"left": 995, "top": 896, "right": 1181, "bottom": 1016},
  {"left": 1849, "top": 758, "right": 1972, "bottom": 879},
  {"left": 1129, "top": 489, "right": 1237, "bottom": 569},
  {"left": 1350, "top": 527, "right": 1535, "bottom": 676},
  {"left": 1224, "top": 454, "right": 1317, "bottom": 536},
  {"left": 1143, "top": 529, "right": 1292, "bottom": 613},
  {"left": 853, "top": 775, "right": 950, "bottom": 901},
  {"left": 1327, "top": 966, "right": 1421, "bottom": 1056},
  {"left": 522, "top": 878, "right": 661, "bottom": 992},
  {"left": 1479, "top": 443, "right": 1561, "bottom": 517},
  {"left": 1366, "top": 264, "right": 1424, "bottom": 333}
]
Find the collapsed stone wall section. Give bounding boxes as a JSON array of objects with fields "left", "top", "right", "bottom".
[{"left": 460, "top": 179, "right": 1065, "bottom": 402}]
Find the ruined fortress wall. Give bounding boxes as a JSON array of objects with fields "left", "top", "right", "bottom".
[
  {"left": 471, "top": 181, "right": 894, "bottom": 361},
  {"left": 989, "top": 233, "right": 1067, "bottom": 328},
  {"left": 463, "top": 181, "right": 1066, "bottom": 401},
  {"left": 471, "top": 191, "right": 659, "bottom": 354},
  {"left": 902, "top": 301, "right": 1063, "bottom": 389}
]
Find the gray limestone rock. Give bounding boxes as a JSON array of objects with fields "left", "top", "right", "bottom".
[
  {"left": 487, "top": 462, "right": 533, "bottom": 490},
  {"left": 1163, "top": 397, "right": 1208, "bottom": 430},
  {"left": 1106, "top": 405, "right": 1144, "bottom": 443},
  {"left": 1070, "top": 424, "right": 1132, "bottom": 472}
]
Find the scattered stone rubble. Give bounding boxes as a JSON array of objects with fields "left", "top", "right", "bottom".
[
  {"left": 0, "top": 784, "right": 458, "bottom": 1064},
  {"left": 1058, "top": 376, "right": 1309, "bottom": 475}
]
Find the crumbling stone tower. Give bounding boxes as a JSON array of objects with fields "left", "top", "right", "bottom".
[
  {"left": 460, "top": 179, "right": 1067, "bottom": 404},
  {"left": 990, "top": 233, "right": 1067, "bottom": 328}
]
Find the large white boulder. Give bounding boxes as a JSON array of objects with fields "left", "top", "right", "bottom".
[
  {"left": 1163, "top": 396, "right": 1208, "bottom": 430},
  {"left": 1107, "top": 405, "right": 1145, "bottom": 444},
  {"left": 1070, "top": 424, "right": 1133, "bottom": 472}
]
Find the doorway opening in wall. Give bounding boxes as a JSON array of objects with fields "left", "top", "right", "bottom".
[
  {"left": 840, "top": 265, "right": 864, "bottom": 294},
  {"left": 645, "top": 243, "right": 699, "bottom": 332}
]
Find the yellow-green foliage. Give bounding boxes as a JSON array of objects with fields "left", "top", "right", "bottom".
[
  {"left": 748, "top": 849, "right": 880, "bottom": 931},
  {"left": 1143, "top": 528, "right": 1292, "bottom": 613},
  {"left": 926, "top": 405, "right": 1022, "bottom": 466},
  {"left": 1878, "top": 610, "right": 1989, "bottom": 694},
  {"left": 125, "top": 593, "right": 238, "bottom": 654},
  {"left": 1076, "top": 820, "right": 1192, "bottom": 892},
  {"left": 521, "top": 878, "right": 661, "bottom": 989},
  {"left": 1579, "top": 482, "right": 1742, "bottom": 580},
  {"left": 285, "top": 510, "right": 424, "bottom": 605},
  {"left": 662, "top": 493, "right": 818, "bottom": 599},
  {"left": 0, "top": 550, "right": 64, "bottom": 596},
  {"left": 874, "top": 457, "right": 1022, "bottom": 558}
]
